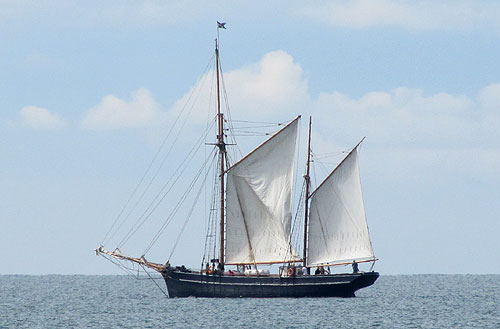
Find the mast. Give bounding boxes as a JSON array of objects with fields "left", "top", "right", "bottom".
[
  {"left": 303, "top": 116, "right": 312, "bottom": 267},
  {"left": 215, "top": 37, "right": 226, "bottom": 268}
]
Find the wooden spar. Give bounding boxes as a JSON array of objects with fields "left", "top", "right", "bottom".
[
  {"left": 232, "top": 178, "right": 259, "bottom": 271},
  {"left": 312, "top": 258, "right": 378, "bottom": 268},
  {"left": 224, "top": 116, "right": 301, "bottom": 174},
  {"left": 225, "top": 259, "right": 302, "bottom": 266},
  {"left": 302, "top": 116, "right": 312, "bottom": 267},
  {"left": 94, "top": 246, "right": 164, "bottom": 272},
  {"left": 215, "top": 38, "right": 226, "bottom": 267}
]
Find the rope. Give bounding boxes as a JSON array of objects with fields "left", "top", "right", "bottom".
[
  {"left": 100, "top": 253, "right": 140, "bottom": 277},
  {"left": 101, "top": 254, "right": 169, "bottom": 298},
  {"left": 117, "top": 121, "right": 215, "bottom": 248},
  {"left": 202, "top": 153, "right": 220, "bottom": 266},
  {"left": 231, "top": 119, "right": 286, "bottom": 125},
  {"left": 141, "top": 264, "right": 169, "bottom": 298},
  {"left": 168, "top": 151, "right": 216, "bottom": 260},
  {"left": 101, "top": 53, "right": 215, "bottom": 247},
  {"left": 142, "top": 148, "right": 217, "bottom": 254}
]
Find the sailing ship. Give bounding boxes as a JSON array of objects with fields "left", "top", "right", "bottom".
[{"left": 96, "top": 24, "right": 379, "bottom": 298}]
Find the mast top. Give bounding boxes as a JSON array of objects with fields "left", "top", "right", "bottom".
[
  {"left": 216, "top": 21, "right": 226, "bottom": 48},
  {"left": 215, "top": 20, "right": 226, "bottom": 267}
]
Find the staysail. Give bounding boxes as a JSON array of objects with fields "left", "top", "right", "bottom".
[
  {"left": 306, "top": 146, "right": 375, "bottom": 266},
  {"left": 225, "top": 117, "right": 301, "bottom": 264}
]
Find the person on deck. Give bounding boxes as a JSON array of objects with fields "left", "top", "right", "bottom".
[
  {"left": 352, "top": 260, "right": 359, "bottom": 274},
  {"left": 302, "top": 266, "right": 308, "bottom": 276}
]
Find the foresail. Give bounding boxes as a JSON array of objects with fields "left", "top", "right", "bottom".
[
  {"left": 225, "top": 117, "right": 301, "bottom": 264},
  {"left": 306, "top": 147, "right": 375, "bottom": 267}
]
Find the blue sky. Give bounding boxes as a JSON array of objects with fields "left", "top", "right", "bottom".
[{"left": 1, "top": 0, "right": 500, "bottom": 275}]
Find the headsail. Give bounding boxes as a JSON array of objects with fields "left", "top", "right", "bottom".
[
  {"left": 306, "top": 145, "right": 375, "bottom": 267},
  {"left": 225, "top": 117, "right": 301, "bottom": 264}
]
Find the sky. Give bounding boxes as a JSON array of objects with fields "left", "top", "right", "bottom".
[{"left": 1, "top": 0, "right": 500, "bottom": 275}]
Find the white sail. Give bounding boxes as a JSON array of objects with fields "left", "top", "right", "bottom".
[
  {"left": 225, "top": 118, "right": 301, "bottom": 264},
  {"left": 306, "top": 147, "right": 375, "bottom": 266}
]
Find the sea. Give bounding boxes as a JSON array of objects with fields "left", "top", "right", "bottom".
[{"left": 1, "top": 274, "right": 498, "bottom": 328}]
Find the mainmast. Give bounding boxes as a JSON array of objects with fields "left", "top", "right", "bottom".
[
  {"left": 303, "top": 116, "right": 312, "bottom": 268},
  {"left": 215, "top": 36, "right": 226, "bottom": 268}
]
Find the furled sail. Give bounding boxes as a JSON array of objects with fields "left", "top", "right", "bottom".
[
  {"left": 306, "top": 146, "right": 375, "bottom": 266},
  {"left": 225, "top": 117, "right": 301, "bottom": 264}
]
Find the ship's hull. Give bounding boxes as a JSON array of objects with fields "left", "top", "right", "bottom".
[{"left": 161, "top": 270, "right": 379, "bottom": 298}]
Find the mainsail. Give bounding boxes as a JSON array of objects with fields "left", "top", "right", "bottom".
[
  {"left": 225, "top": 117, "right": 301, "bottom": 264},
  {"left": 306, "top": 146, "right": 375, "bottom": 266}
]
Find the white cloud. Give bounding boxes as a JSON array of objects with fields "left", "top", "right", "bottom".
[
  {"left": 168, "top": 50, "right": 499, "bottom": 156},
  {"left": 478, "top": 83, "right": 500, "bottom": 110},
  {"left": 301, "top": 0, "right": 500, "bottom": 31},
  {"left": 308, "top": 83, "right": 500, "bottom": 183},
  {"left": 18, "top": 106, "right": 67, "bottom": 130},
  {"left": 225, "top": 51, "right": 309, "bottom": 116},
  {"left": 81, "top": 88, "right": 164, "bottom": 130},
  {"left": 169, "top": 50, "right": 309, "bottom": 123},
  {"left": 162, "top": 49, "right": 500, "bottom": 185},
  {"left": 313, "top": 87, "right": 480, "bottom": 147}
]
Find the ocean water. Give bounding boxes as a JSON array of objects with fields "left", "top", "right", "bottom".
[{"left": 1, "top": 274, "right": 499, "bottom": 328}]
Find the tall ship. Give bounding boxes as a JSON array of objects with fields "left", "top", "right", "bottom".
[{"left": 96, "top": 23, "right": 379, "bottom": 298}]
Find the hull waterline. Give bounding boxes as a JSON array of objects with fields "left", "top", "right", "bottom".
[{"left": 162, "top": 270, "right": 379, "bottom": 298}]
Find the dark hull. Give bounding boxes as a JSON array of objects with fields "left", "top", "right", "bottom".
[{"left": 161, "top": 270, "right": 379, "bottom": 298}]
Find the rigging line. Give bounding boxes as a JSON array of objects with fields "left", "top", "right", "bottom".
[
  {"left": 314, "top": 151, "right": 348, "bottom": 159},
  {"left": 204, "top": 56, "right": 217, "bottom": 238},
  {"left": 314, "top": 161, "right": 342, "bottom": 165},
  {"left": 311, "top": 153, "right": 318, "bottom": 194},
  {"left": 202, "top": 170, "right": 218, "bottom": 265},
  {"left": 229, "top": 130, "right": 277, "bottom": 135},
  {"left": 142, "top": 148, "right": 218, "bottom": 254},
  {"left": 311, "top": 151, "right": 330, "bottom": 178},
  {"left": 295, "top": 182, "right": 307, "bottom": 250},
  {"left": 218, "top": 62, "right": 242, "bottom": 160},
  {"left": 141, "top": 264, "right": 169, "bottom": 298},
  {"left": 212, "top": 156, "right": 220, "bottom": 261},
  {"left": 145, "top": 148, "right": 216, "bottom": 253},
  {"left": 203, "top": 155, "right": 219, "bottom": 263},
  {"left": 230, "top": 133, "right": 274, "bottom": 137},
  {"left": 118, "top": 121, "right": 216, "bottom": 248},
  {"left": 167, "top": 152, "right": 216, "bottom": 260},
  {"left": 283, "top": 178, "right": 306, "bottom": 264},
  {"left": 125, "top": 144, "right": 216, "bottom": 253},
  {"left": 231, "top": 119, "right": 287, "bottom": 125},
  {"left": 205, "top": 53, "right": 217, "bottom": 130},
  {"left": 114, "top": 57, "right": 215, "bottom": 236},
  {"left": 101, "top": 254, "right": 140, "bottom": 277},
  {"left": 201, "top": 140, "right": 220, "bottom": 265},
  {"left": 356, "top": 144, "right": 376, "bottom": 256},
  {"left": 103, "top": 54, "right": 216, "bottom": 246},
  {"left": 117, "top": 122, "right": 214, "bottom": 249},
  {"left": 229, "top": 124, "right": 284, "bottom": 130},
  {"left": 101, "top": 120, "right": 183, "bottom": 246},
  {"left": 314, "top": 155, "right": 344, "bottom": 161}
]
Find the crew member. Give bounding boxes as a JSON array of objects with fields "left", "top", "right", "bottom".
[{"left": 352, "top": 260, "right": 359, "bottom": 273}]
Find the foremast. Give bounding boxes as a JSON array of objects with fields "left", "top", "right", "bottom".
[{"left": 215, "top": 35, "right": 226, "bottom": 270}]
